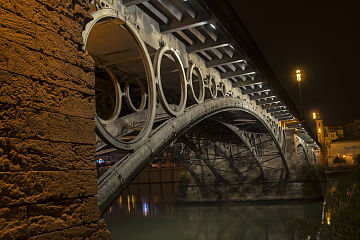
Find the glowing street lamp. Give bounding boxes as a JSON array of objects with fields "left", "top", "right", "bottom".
[
  {"left": 296, "top": 69, "right": 304, "bottom": 117},
  {"left": 296, "top": 70, "right": 302, "bottom": 82},
  {"left": 313, "top": 112, "right": 316, "bottom": 119}
]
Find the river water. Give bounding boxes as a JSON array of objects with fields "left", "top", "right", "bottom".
[{"left": 103, "top": 181, "right": 322, "bottom": 240}]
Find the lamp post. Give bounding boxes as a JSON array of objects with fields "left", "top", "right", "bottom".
[{"left": 296, "top": 69, "right": 304, "bottom": 118}]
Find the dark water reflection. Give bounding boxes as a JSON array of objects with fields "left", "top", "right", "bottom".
[{"left": 103, "top": 183, "right": 322, "bottom": 240}]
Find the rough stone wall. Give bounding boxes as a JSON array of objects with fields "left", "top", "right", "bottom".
[{"left": 0, "top": 0, "right": 111, "bottom": 239}]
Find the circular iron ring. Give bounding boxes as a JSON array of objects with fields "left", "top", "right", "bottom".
[
  {"left": 124, "top": 78, "right": 147, "bottom": 112},
  {"left": 187, "top": 62, "right": 205, "bottom": 104},
  {"left": 218, "top": 82, "right": 226, "bottom": 97},
  {"left": 96, "top": 66, "right": 123, "bottom": 124},
  {"left": 84, "top": 10, "right": 156, "bottom": 150},
  {"left": 207, "top": 76, "right": 217, "bottom": 99},
  {"left": 154, "top": 46, "right": 187, "bottom": 116}
]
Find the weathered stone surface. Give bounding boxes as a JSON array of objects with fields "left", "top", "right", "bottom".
[
  {"left": 0, "top": 138, "right": 95, "bottom": 172},
  {"left": 0, "top": 7, "right": 94, "bottom": 71},
  {"left": 0, "top": 70, "right": 95, "bottom": 119},
  {"left": 0, "top": 0, "right": 84, "bottom": 45},
  {"left": 35, "top": 0, "right": 95, "bottom": 28},
  {"left": 0, "top": 105, "right": 95, "bottom": 144},
  {"left": 28, "top": 220, "right": 111, "bottom": 240},
  {"left": 0, "top": 0, "right": 110, "bottom": 238},
  {"left": 27, "top": 197, "right": 100, "bottom": 236},
  {"left": 0, "top": 170, "right": 97, "bottom": 207},
  {"left": 0, "top": 38, "right": 95, "bottom": 95},
  {"left": 0, "top": 206, "right": 27, "bottom": 240},
  {"left": 72, "top": 1, "right": 95, "bottom": 29},
  {"left": 34, "top": 0, "right": 73, "bottom": 17}
]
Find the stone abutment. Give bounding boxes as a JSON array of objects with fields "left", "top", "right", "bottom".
[{"left": 0, "top": 1, "right": 111, "bottom": 239}]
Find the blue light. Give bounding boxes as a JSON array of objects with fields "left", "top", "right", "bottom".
[{"left": 142, "top": 202, "right": 148, "bottom": 216}]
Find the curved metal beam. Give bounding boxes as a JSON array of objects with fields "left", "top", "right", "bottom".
[
  {"left": 180, "top": 137, "right": 229, "bottom": 185},
  {"left": 296, "top": 143, "right": 310, "bottom": 166},
  {"left": 97, "top": 98, "right": 288, "bottom": 213},
  {"left": 199, "top": 129, "right": 244, "bottom": 181},
  {"left": 295, "top": 134, "right": 311, "bottom": 165},
  {"left": 213, "top": 141, "right": 245, "bottom": 182},
  {"left": 217, "top": 121, "right": 265, "bottom": 180},
  {"left": 217, "top": 120, "right": 290, "bottom": 179},
  {"left": 167, "top": 146, "right": 204, "bottom": 189}
]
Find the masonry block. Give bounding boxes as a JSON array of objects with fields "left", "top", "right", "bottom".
[
  {"left": 27, "top": 197, "right": 100, "bottom": 236},
  {"left": 0, "top": 137, "right": 95, "bottom": 172},
  {"left": 0, "top": 7, "right": 94, "bottom": 71},
  {"left": 0, "top": 0, "right": 84, "bottom": 44},
  {"left": 0, "top": 206, "right": 27, "bottom": 240},
  {"left": 0, "top": 105, "right": 95, "bottom": 144},
  {"left": 0, "top": 38, "right": 95, "bottom": 94},
  {"left": 0, "top": 70, "right": 94, "bottom": 119},
  {"left": 28, "top": 220, "right": 111, "bottom": 240},
  {"left": 0, "top": 170, "right": 98, "bottom": 207}
]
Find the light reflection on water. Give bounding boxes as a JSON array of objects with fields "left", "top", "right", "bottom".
[{"left": 103, "top": 183, "right": 322, "bottom": 240}]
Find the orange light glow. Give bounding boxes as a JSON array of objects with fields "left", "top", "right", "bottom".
[
  {"left": 313, "top": 112, "right": 316, "bottom": 119},
  {"left": 127, "top": 195, "right": 131, "bottom": 213},
  {"left": 296, "top": 70, "right": 301, "bottom": 82}
]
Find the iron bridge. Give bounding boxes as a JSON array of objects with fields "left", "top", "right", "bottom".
[{"left": 82, "top": 0, "right": 319, "bottom": 212}]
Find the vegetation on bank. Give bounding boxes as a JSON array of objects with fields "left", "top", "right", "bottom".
[
  {"left": 333, "top": 155, "right": 346, "bottom": 165},
  {"left": 288, "top": 154, "right": 360, "bottom": 239},
  {"left": 296, "top": 163, "right": 325, "bottom": 195}
]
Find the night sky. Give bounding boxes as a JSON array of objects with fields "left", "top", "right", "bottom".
[{"left": 229, "top": 1, "right": 360, "bottom": 125}]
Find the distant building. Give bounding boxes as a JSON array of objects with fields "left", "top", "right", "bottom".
[
  {"left": 312, "top": 112, "right": 345, "bottom": 167},
  {"left": 313, "top": 114, "right": 344, "bottom": 149},
  {"left": 327, "top": 137, "right": 360, "bottom": 167},
  {"left": 314, "top": 118, "right": 325, "bottom": 145},
  {"left": 324, "top": 125, "right": 344, "bottom": 147},
  {"left": 344, "top": 119, "right": 360, "bottom": 137}
]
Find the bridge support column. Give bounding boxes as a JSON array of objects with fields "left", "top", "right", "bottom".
[
  {"left": 305, "top": 145, "right": 314, "bottom": 164},
  {"left": 285, "top": 129, "right": 298, "bottom": 171},
  {"left": 0, "top": 1, "right": 110, "bottom": 239}
]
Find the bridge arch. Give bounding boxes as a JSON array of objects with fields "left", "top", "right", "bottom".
[
  {"left": 295, "top": 134, "right": 311, "bottom": 165},
  {"left": 97, "top": 98, "right": 289, "bottom": 212}
]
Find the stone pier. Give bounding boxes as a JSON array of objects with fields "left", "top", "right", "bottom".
[{"left": 0, "top": 1, "right": 110, "bottom": 239}]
